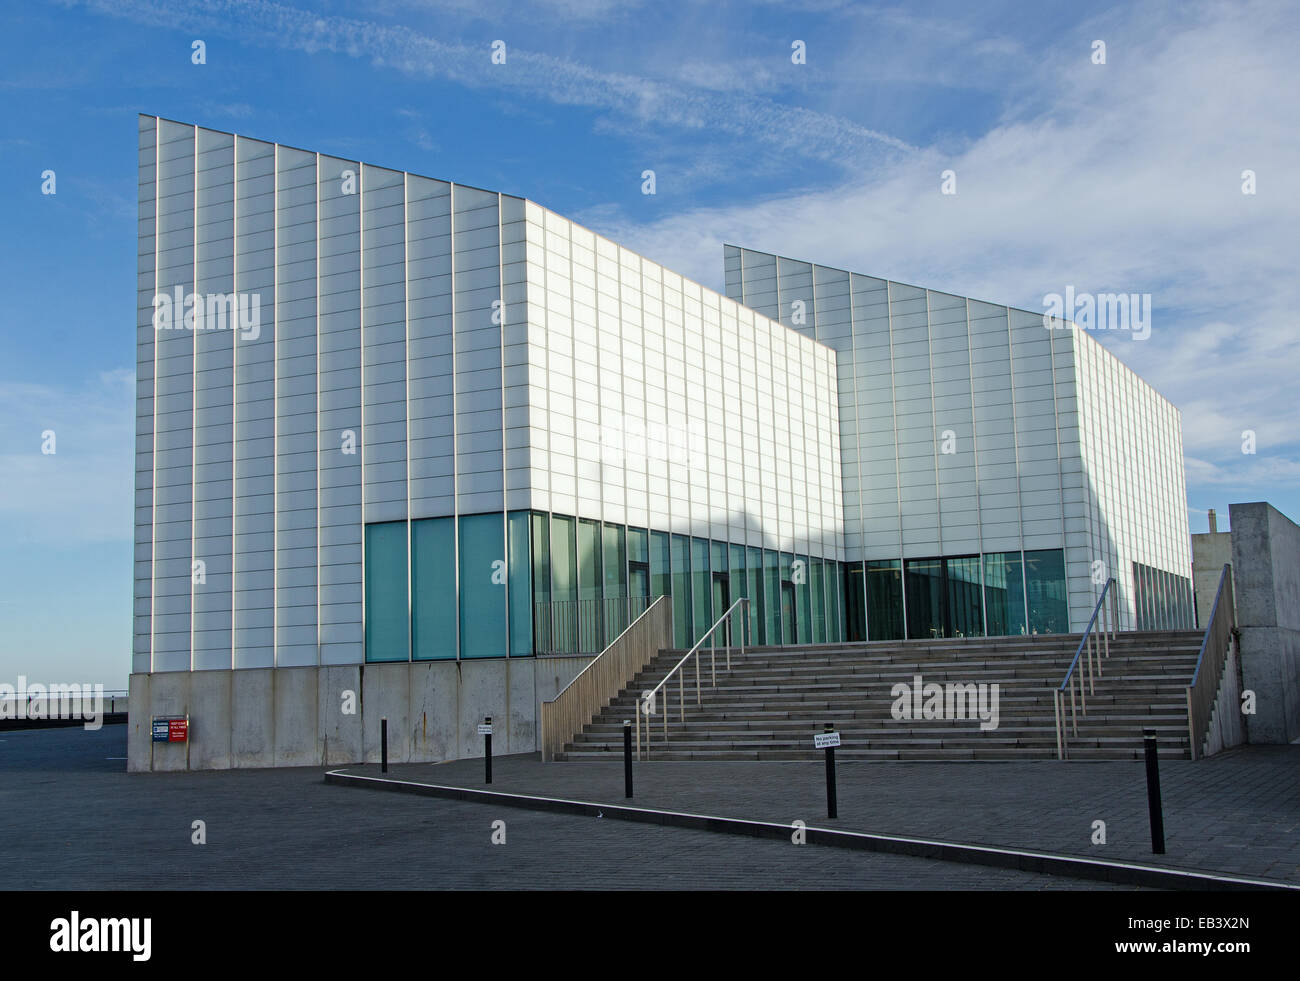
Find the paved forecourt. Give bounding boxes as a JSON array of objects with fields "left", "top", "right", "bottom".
[
  {"left": 0, "top": 726, "right": 1132, "bottom": 890},
  {"left": 332, "top": 746, "right": 1300, "bottom": 886}
]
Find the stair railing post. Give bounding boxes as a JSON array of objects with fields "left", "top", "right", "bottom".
[
  {"left": 1080, "top": 655, "right": 1088, "bottom": 716},
  {"left": 1091, "top": 626, "right": 1098, "bottom": 692},
  {"left": 1070, "top": 672, "right": 1078, "bottom": 736},
  {"left": 725, "top": 610, "right": 731, "bottom": 671},
  {"left": 1085, "top": 632, "right": 1093, "bottom": 696},
  {"left": 741, "top": 599, "right": 747, "bottom": 659},
  {"left": 1099, "top": 607, "right": 1106, "bottom": 676},
  {"left": 1103, "top": 584, "right": 1111, "bottom": 662},
  {"left": 1054, "top": 690, "right": 1063, "bottom": 760}
]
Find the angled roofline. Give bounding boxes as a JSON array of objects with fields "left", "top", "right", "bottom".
[
  {"left": 141, "top": 112, "right": 517, "bottom": 202},
  {"left": 723, "top": 241, "right": 1182, "bottom": 415},
  {"left": 724, "top": 241, "right": 1047, "bottom": 322}
]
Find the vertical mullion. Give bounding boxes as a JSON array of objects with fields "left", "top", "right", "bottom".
[
  {"left": 406, "top": 173, "right": 413, "bottom": 662},
  {"left": 450, "top": 183, "right": 459, "bottom": 661}
]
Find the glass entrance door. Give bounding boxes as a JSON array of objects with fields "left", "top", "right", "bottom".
[{"left": 712, "top": 573, "right": 730, "bottom": 645}]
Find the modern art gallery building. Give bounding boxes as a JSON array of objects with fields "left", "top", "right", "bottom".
[{"left": 128, "top": 116, "right": 1193, "bottom": 770}]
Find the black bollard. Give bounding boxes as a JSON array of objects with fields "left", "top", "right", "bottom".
[
  {"left": 484, "top": 716, "right": 493, "bottom": 785},
  {"left": 623, "top": 719, "right": 633, "bottom": 798},
  {"left": 381, "top": 717, "right": 388, "bottom": 774},
  {"left": 824, "top": 723, "right": 838, "bottom": 819},
  {"left": 1143, "top": 728, "right": 1165, "bottom": 854}
]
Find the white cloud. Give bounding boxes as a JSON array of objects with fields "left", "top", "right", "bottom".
[
  {"left": 80, "top": 0, "right": 912, "bottom": 170},
  {"left": 576, "top": 0, "right": 1300, "bottom": 489}
]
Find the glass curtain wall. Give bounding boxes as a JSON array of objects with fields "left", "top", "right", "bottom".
[
  {"left": 1025, "top": 549, "right": 1068, "bottom": 635},
  {"left": 627, "top": 526, "right": 650, "bottom": 622},
  {"left": 458, "top": 513, "right": 506, "bottom": 658},
  {"left": 780, "top": 552, "right": 796, "bottom": 644},
  {"left": 507, "top": 512, "right": 532, "bottom": 655},
  {"left": 795, "top": 554, "right": 811, "bottom": 644},
  {"left": 691, "top": 537, "right": 711, "bottom": 647},
  {"left": 671, "top": 534, "right": 691, "bottom": 648},
  {"left": 602, "top": 522, "right": 626, "bottom": 644},
  {"left": 577, "top": 518, "right": 602, "bottom": 653},
  {"left": 551, "top": 515, "right": 577, "bottom": 652},
  {"left": 729, "top": 544, "right": 745, "bottom": 647},
  {"left": 865, "top": 559, "right": 904, "bottom": 641},
  {"left": 745, "top": 545, "right": 763, "bottom": 646},
  {"left": 811, "top": 557, "right": 827, "bottom": 643},
  {"left": 365, "top": 521, "right": 409, "bottom": 661},
  {"left": 371, "top": 510, "right": 857, "bottom": 658},
  {"left": 983, "top": 551, "right": 1026, "bottom": 636},
  {"left": 945, "top": 556, "right": 984, "bottom": 638},
  {"left": 844, "top": 562, "right": 866, "bottom": 641},
  {"left": 763, "top": 549, "right": 781, "bottom": 645},
  {"left": 412, "top": 516, "right": 456, "bottom": 659},
  {"left": 531, "top": 512, "right": 551, "bottom": 654},
  {"left": 904, "top": 558, "right": 945, "bottom": 640},
  {"left": 649, "top": 530, "right": 670, "bottom": 604}
]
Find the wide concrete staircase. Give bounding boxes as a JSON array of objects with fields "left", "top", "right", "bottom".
[{"left": 554, "top": 631, "right": 1203, "bottom": 761}]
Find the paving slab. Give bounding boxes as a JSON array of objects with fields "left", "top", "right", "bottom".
[
  {"left": 341, "top": 744, "right": 1300, "bottom": 884},
  {"left": 0, "top": 726, "right": 1135, "bottom": 890}
]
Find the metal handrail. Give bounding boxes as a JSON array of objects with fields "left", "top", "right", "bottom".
[
  {"left": 635, "top": 596, "right": 749, "bottom": 760},
  {"left": 1185, "top": 564, "right": 1235, "bottom": 760},
  {"left": 1054, "top": 577, "right": 1117, "bottom": 760},
  {"left": 549, "top": 596, "right": 666, "bottom": 702},
  {"left": 1190, "top": 565, "right": 1231, "bottom": 689},
  {"left": 540, "top": 595, "right": 672, "bottom": 761}
]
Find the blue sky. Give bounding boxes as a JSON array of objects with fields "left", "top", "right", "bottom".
[{"left": 2, "top": 0, "right": 1297, "bottom": 688}]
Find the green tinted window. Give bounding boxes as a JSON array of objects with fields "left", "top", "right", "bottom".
[
  {"left": 459, "top": 513, "right": 506, "bottom": 658},
  {"left": 507, "top": 511, "right": 532, "bottom": 655},
  {"left": 866, "top": 559, "right": 903, "bottom": 640},
  {"left": 412, "top": 517, "right": 455, "bottom": 660},
  {"left": 983, "top": 551, "right": 1026, "bottom": 637},
  {"left": 365, "top": 521, "right": 409, "bottom": 662},
  {"left": 1025, "top": 549, "right": 1068, "bottom": 635}
]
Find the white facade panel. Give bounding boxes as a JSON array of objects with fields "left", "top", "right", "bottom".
[{"left": 728, "top": 244, "right": 1191, "bottom": 635}]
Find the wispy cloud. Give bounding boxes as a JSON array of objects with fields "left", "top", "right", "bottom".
[
  {"left": 580, "top": 0, "right": 1300, "bottom": 488},
  {"left": 73, "top": 0, "right": 913, "bottom": 174}
]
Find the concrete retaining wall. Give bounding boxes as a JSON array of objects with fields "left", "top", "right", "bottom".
[
  {"left": 1230, "top": 502, "right": 1300, "bottom": 744},
  {"left": 128, "top": 656, "right": 592, "bottom": 772}
]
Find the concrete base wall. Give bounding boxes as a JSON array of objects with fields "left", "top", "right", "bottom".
[
  {"left": 1230, "top": 502, "right": 1300, "bottom": 744},
  {"left": 128, "top": 657, "right": 592, "bottom": 772}
]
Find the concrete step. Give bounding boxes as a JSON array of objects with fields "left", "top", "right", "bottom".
[{"left": 559, "top": 632, "right": 1205, "bottom": 763}]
